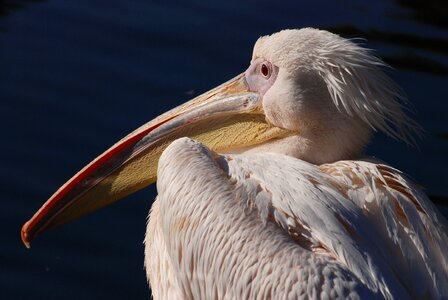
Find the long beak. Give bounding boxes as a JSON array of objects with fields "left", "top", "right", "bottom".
[{"left": 21, "top": 73, "right": 292, "bottom": 247}]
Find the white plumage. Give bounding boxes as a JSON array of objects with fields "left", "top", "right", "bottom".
[
  {"left": 144, "top": 29, "right": 448, "bottom": 299},
  {"left": 145, "top": 138, "right": 448, "bottom": 299}
]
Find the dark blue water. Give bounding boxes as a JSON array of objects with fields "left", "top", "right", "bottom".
[{"left": 1, "top": 1, "right": 447, "bottom": 299}]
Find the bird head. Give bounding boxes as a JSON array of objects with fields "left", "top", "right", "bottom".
[
  {"left": 245, "top": 28, "right": 419, "bottom": 163},
  {"left": 21, "top": 28, "right": 419, "bottom": 246}
]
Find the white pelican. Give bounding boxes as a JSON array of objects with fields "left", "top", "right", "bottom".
[{"left": 22, "top": 28, "right": 448, "bottom": 299}]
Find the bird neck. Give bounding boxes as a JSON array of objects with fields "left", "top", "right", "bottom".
[{"left": 238, "top": 118, "right": 372, "bottom": 165}]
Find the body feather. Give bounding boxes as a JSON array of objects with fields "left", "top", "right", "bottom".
[{"left": 145, "top": 138, "right": 448, "bottom": 299}]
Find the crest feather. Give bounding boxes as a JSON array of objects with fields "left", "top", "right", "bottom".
[{"left": 313, "top": 36, "right": 421, "bottom": 145}]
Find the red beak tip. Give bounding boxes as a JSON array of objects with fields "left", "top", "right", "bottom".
[{"left": 21, "top": 223, "right": 32, "bottom": 249}]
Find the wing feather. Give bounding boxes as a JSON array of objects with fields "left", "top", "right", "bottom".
[{"left": 227, "top": 153, "right": 448, "bottom": 299}]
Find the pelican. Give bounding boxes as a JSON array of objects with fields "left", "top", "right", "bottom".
[{"left": 22, "top": 28, "right": 448, "bottom": 299}]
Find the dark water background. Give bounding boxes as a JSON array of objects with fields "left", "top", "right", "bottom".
[{"left": 1, "top": 1, "right": 447, "bottom": 299}]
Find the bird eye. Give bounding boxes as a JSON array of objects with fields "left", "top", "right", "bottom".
[{"left": 261, "top": 63, "right": 270, "bottom": 78}]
